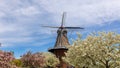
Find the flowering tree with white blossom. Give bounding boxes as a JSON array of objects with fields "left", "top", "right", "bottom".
[{"left": 64, "top": 32, "right": 120, "bottom": 68}]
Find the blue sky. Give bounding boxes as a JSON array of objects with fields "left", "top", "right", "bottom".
[{"left": 0, "top": 0, "right": 120, "bottom": 58}]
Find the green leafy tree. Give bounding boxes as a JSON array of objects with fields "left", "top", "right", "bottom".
[{"left": 64, "top": 32, "right": 120, "bottom": 68}]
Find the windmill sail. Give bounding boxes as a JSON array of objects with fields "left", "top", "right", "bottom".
[{"left": 61, "top": 12, "right": 66, "bottom": 27}]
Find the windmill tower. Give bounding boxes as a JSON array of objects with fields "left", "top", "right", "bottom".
[{"left": 44, "top": 12, "right": 84, "bottom": 68}]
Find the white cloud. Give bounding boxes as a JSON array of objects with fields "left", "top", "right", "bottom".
[
  {"left": 0, "top": 0, "right": 43, "bottom": 47},
  {"left": 1, "top": 0, "right": 120, "bottom": 26},
  {"left": 14, "top": 6, "right": 41, "bottom": 16},
  {"left": 39, "top": 0, "right": 120, "bottom": 26},
  {"left": 0, "top": 23, "right": 17, "bottom": 33},
  {"left": 0, "top": 0, "right": 120, "bottom": 47},
  {"left": 0, "top": 23, "right": 33, "bottom": 47},
  {"left": 0, "top": 12, "right": 5, "bottom": 17},
  {"left": 0, "top": 37, "right": 33, "bottom": 44}
]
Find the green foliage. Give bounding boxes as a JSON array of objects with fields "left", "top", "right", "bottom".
[
  {"left": 64, "top": 32, "right": 120, "bottom": 68},
  {"left": 11, "top": 59, "right": 22, "bottom": 67},
  {"left": 43, "top": 52, "right": 59, "bottom": 68}
]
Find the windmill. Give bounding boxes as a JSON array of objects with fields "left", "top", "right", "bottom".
[{"left": 43, "top": 12, "right": 84, "bottom": 68}]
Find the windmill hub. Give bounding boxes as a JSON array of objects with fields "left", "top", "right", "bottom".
[{"left": 57, "top": 28, "right": 67, "bottom": 34}]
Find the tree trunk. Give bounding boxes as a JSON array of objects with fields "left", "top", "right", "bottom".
[{"left": 106, "top": 61, "right": 109, "bottom": 68}]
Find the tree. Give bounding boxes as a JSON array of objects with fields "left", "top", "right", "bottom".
[
  {"left": 21, "top": 51, "right": 45, "bottom": 68},
  {"left": 21, "top": 51, "right": 59, "bottom": 68},
  {"left": 43, "top": 52, "right": 59, "bottom": 68},
  {"left": 0, "top": 50, "right": 18, "bottom": 68},
  {"left": 64, "top": 32, "right": 120, "bottom": 68}
]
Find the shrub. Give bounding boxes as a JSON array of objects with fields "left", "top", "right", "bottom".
[
  {"left": 21, "top": 51, "right": 45, "bottom": 68},
  {"left": 0, "top": 50, "right": 18, "bottom": 68}
]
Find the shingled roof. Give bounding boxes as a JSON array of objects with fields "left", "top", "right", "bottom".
[
  {"left": 48, "top": 27, "right": 70, "bottom": 52},
  {"left": 54, "top": 28, "right": 69, "bottom": 47}
]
